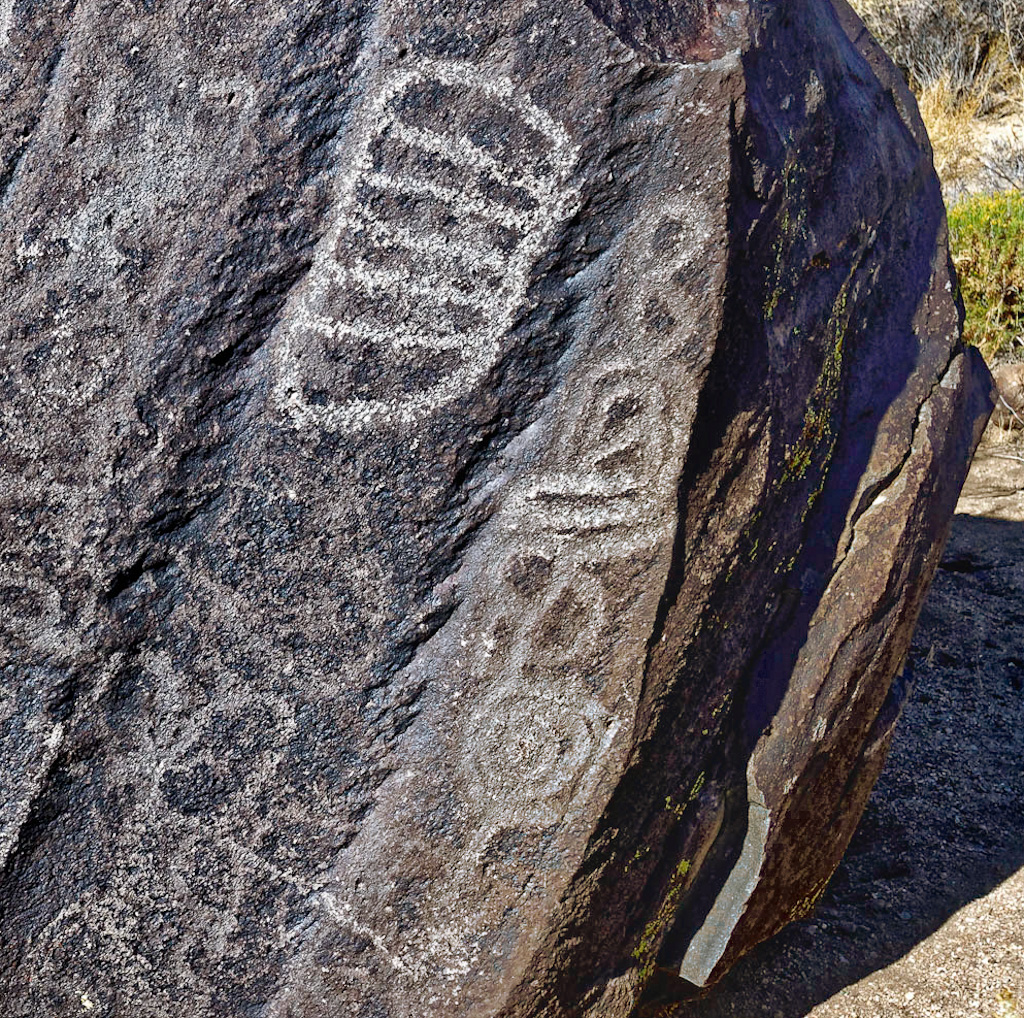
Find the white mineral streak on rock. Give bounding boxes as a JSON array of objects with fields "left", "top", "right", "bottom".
[
  {"left": 0, "top": 722, "right": 64, "bottom": 871},
  {"left": 680, "top": 769, "right": 772, "bottom": 987},
  {"left": 272, "top": 56, "right": 580, "bottom": 432}
]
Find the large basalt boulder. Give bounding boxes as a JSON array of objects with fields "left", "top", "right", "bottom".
[{"left": 0, "top": 0, "right": 991, "bottom": 1015}]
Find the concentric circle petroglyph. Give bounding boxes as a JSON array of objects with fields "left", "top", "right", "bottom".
[
  {"left": 461, "top": 686, "right": 620, "bottom": 819},
  {"left": 274, "top": 57, "right": 580, "bottom": 433}
]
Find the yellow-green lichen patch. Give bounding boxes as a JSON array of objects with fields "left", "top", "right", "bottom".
[
  {"left": 686, "top": 771, "right": 706, "bottom": 803},
  {"left": 631, "top": 856, "right": 694, "bottom": 984},
  {"left": 777, "top": 276, "right": 853, "bottom": 492},
  {"left": 664, "top": 795, "right": 686, "bottom": 819},
  {"left": 624, "top": 843, "right": 652, "bottom": 873},
  {"left": 787, "top": 875, "right": 830, "bottom": 923},
  {"left": 763, "top": 160, "right": 813, "bottom": 325},
  {"left": 744, "top": 535, "right": 760, "bottom": 563}
]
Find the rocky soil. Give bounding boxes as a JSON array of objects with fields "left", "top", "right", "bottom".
[{"left": 674, "top": 426, "right": 1024, "bottom": 1017}]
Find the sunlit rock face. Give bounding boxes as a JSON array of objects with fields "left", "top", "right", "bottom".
[{"left": 0, "top": 0, "right": 990, "bottom": 1015}]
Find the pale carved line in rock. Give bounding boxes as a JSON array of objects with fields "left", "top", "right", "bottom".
[
  {"left": 458, "top": 363, "right": 675, "bottom": 828},
  {"left": 305, "top": 110, "right": 723, "bottom": 994},
  {"left": 456, "top": 179, "right": 719, "bottom": 827},
  {"left": 274, "top": 57, "right": 580, "bottom": 433}
]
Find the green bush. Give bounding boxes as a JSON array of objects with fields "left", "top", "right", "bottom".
[{"left": 949, "top": 189, "right": 1024, "bottom": 361}]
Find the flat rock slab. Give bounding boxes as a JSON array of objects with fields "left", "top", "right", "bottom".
[
  {"left": 956, "top": 440, "right": 1024, "bottom": 521},
  {"left": 0, "top": 1, "right": 991, "bottom": 1016}
]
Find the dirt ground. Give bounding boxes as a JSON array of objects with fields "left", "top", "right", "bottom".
[{"left": 673, "top": 424, "right": 1024, "bottom": 1018}]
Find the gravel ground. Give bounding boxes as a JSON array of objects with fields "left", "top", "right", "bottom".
[{"left": 673, "top": 427, "right": 1024, "bottom": 1018}]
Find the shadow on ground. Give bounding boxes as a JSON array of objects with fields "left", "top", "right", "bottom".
[{"left": 672, "top": 512, "right": 1024, "bottom": 1017}]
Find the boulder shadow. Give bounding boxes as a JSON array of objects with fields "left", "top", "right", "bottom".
[{"left": 673, "top": 512, "right": 1024, "bottom": 1017}]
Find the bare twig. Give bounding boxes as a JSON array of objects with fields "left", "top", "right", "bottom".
[
  {"left": 979, "top": 133, "right": 1024, "bottom": 191},
  {"left": 1003, "top": 0, "right": 1024, "bottom": 86},
  {"left": 999, "top": 393, "right": 1024, "bottom": 429}
]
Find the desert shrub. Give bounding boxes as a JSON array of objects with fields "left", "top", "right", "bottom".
[
  {"left": 853, "top": 0, "right": 1024, "bottom": 111},
  {"left": 949, "top": 189, "right": 1024, "bottom": 361},
  {"left": 853, "top": 0, "right": 1024, "bottom": 194}
]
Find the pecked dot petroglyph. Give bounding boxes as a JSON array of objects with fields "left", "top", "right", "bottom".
[
  {"left": 274, "top": 58, "right": 580, "bottom": 433},
  {"left": 447, "top": 182, "right": 721, "bottom": 828}
]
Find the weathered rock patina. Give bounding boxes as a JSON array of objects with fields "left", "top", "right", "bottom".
[{"left": 0, "top": 0, "right": 991, "bottom": 1015}]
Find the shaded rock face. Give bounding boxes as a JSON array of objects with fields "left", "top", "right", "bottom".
[{"left": 0, "top": 1, "right": 991, "bottom": 1016}]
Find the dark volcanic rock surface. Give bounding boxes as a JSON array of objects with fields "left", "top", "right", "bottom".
[
  {"left": 668, "top": 503, "right": 1024, "bottom": 1017},
  {"left": 0, "top": 1, "right": 991, "bottom": 1016}
]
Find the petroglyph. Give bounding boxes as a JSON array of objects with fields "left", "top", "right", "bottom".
[
  {"left": 0, "top": 0, "right": 12, "bottom": 49},
  {"left": 509, "top": 368, "right": 673, "bottom": 558},
  {"left": 274, "top": 58, "right": 580, "bottom": 433},
  {"left": 463, "top": 685, "right": 622, "bottom": 821},
  {"left": 289, "top": 99, "right": 727, "bottom": 1010},
  {"left": 449, "top": 185, "right": 724, "bottom": 834},
  {"left": 453, "top": 367, "right": 677, "bottom": 829}
]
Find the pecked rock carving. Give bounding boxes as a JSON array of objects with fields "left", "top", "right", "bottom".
[
  {"left": 275, "top": 57, "right": 581, "bottom": 433},
  {"left": 0, "top": 0, "right": 991, "bottom": 1016}
]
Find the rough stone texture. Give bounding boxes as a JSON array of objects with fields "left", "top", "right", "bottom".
[
  {"left": 991, "top": 363, "right": 1024, "bottom": 430},
  {"left": 0, "top": 1, "right": 991, "bottom": 1016},
  {"left": 667, "top": 495, "right": 1024, "bottom": 1018}
]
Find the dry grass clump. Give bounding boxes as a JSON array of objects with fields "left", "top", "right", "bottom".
[
  {"left": 853, "top": 0, "right": 1024, "bottom": 106},
  {"left": 852, "top": 0, "right": 1024, "bottom": 195},
  {"left": 948, "top": 189, "right": 1024, "bottom": 361},
  {"left": 917, "top": 76, "right": 987, "bottom": 191}
]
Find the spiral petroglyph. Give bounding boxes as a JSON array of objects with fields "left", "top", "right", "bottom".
[
  {"left": 462, "top": 685, "right": 622, "bottom": 820},
  {"left": 274, "top": 57, "right": 580, "bottom": 433}
]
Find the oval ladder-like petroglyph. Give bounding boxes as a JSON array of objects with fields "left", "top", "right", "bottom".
[{"left": 274, "top": 57, "right": 581, "bottom": 433}]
